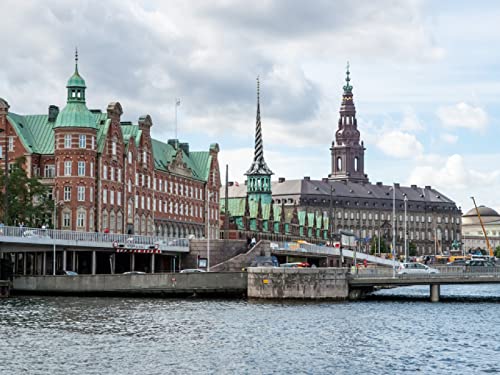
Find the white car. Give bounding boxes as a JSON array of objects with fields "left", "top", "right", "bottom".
[{"left": 397, "top": 262, "right": 439, "bottom": 275}]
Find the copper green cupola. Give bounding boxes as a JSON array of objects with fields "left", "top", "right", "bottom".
[
  {"left": 54, "top": 49, "right": 96, "bottom": 129},
  {"left": 245, "top": 77, "right": 273, "bottom": 204}
]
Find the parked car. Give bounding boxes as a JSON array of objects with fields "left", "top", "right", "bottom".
[
  {"left": 179, "top": 269, "right": 206, "bottom": 273},
  {"left": 63, "top": 270, "right": 78, "bottom": 276},
  {"left": 280, "top": 262, "right": 310, "bottom": 268},
  {"left": 122, "top": 271, "right": 146, "bottom": 275},
  {"left": 22, "top": 229, "right": 51, "bottom": 239},
  {"left": 397, "top": 262, "right": 439, "bottom": 275},
  {"left": 447, "top": 259, "right": 467, "bottom": 266},
  {"left": 250, "top": 256, "right": 279, "bottom": 267}
]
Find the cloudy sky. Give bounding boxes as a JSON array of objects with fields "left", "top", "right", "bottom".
[{"left": 1, "top": 0, "right": 499, "bottom": 213}]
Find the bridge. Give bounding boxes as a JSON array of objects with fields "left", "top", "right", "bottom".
[
  {"left": 271, "top": 241, "right": 399, "bottom": 268},
  {"left": 0, "top": 225, "right": 190, "bottom": 276},
  {"left": 350, "top": 266, "right": 500, "bottom": 301}
]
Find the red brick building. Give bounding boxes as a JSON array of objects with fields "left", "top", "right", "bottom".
[{"left": 0, "top": 58, "right": 221, "bottom": 239}]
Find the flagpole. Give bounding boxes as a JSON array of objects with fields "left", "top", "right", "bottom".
[{"left": 175, "top": 98, "right": 180, "bottom": 144}]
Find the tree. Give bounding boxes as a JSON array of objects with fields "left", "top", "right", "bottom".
[
  {"left": 495, "top": 245, "right": 500, "bottom": 258},
  {"left": 0, "top": 157, "right": 53, "bottom": 226},
  {"left": 409, "top": 241, "right": 417, "bottom": 257},
  {"left": 370, "top": 235, "right": 389, "bottom": 254}
]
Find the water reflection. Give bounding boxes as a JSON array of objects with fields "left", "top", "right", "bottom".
[{"left": 1, "top": 285, "right": 499, "bottom": 374}]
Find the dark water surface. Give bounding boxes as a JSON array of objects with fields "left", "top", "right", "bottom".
[{"left": 1, "top": 285, "right": 499, "bottom": 374}]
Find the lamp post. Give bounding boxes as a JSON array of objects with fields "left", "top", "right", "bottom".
[
  {"left": 52, "top": 200, "right": 63, "bottom": 275},
  {"left": 206, "top": 190, "right": 213, "bottom": 271},
  {"left": 391, "top": 183, "right": 396, "bottom": 278},
  {"left": 404, "top": 194, "right": 408, "bottom": 262}
]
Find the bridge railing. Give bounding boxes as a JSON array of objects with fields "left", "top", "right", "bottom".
[
  {"left": 354, "top": 265, "right": 500, "bottom": 278},
  {"left": 0, "top": 225, "right": 189, "bottom": 250}
]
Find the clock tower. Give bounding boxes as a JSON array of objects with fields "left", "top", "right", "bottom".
[{"left": 329, "top": 63, "right": 369, "bottom": 183}]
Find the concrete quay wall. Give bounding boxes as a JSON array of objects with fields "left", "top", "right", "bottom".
[
  {"left": 13, "top": 272, "right": 247, "bottom": 296},
  {"left": 247, "top": 267, "right": 350, "bottom": 300}
]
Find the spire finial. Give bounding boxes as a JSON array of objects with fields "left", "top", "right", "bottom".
[
  {"left": 343, "top": 61, "right": 353, "bottom": 93},
  {"left": 75, "top": 47, "right": 79, "bottom": 73},
  {"left": 257, "top": 75, "right": 260, "bottom": 104}
]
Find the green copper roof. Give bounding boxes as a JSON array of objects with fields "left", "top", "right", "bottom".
[
  {"left": 7, "top": 112, "right": 105, "bottom": 154},
  {"left": 54, "top": 102, "right": 97, "bottom": 129},
  {"left": 67, "top": 71, "right": 86, "bottom": 88}
]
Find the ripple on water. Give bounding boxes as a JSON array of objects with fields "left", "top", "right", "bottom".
[{"left": 1, "top": 285, "right": 499, "bottom": 374}]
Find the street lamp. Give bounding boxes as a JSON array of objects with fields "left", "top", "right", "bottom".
[
  {"left": 52, "top": 200, "right": 64, "bottom": 275},
  {"left": 206, "top": 191, "right": 213, "bottom": 271},
  {"left": 404, "top": 194, "right": 408, "bottom": 262},
  {"left": 389, "top": 183, "right": 396, "bottom": 278}
]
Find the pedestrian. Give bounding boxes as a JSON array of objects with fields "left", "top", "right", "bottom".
[{"left": 251, "top": 236, "right": 256, "bottom": 247}]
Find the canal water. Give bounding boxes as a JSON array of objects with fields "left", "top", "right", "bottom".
[{"left": 1, "top": 285, "right": 499, "bottom": 374}]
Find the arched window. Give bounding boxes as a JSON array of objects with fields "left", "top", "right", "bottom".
[
  {"left": 337, "top": 157, "right": 342, "bottom": 171},
  {"left": 354, "top": 157, "right": 359, "bottom": 172}
]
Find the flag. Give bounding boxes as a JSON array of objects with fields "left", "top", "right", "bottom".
[{"left": 234, "top": 181, "right": 239, "bottom": 186}]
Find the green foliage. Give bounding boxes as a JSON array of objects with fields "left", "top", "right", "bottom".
[
  {"left": 0, "top": 157, "right": 53, "bottom": 226},
  {"left": 370, "top": 235, "right": 389, "bottom": 254},
  {"left": 495, "top": 246, "right": 500, "bottom": 258},
  {"left": 409, "top": 242, "right": 417, "bottom": 256}
]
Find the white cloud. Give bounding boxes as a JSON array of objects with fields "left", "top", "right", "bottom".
[
  {"left": 440, "top": 133, "right": 458, "bottom": 144},
  {"left": 407, "top": 154, "right": 500, "bottom": 190},
  {"left": 376, "top": 130, "right": 424, "bottom": 159},
  {"left": 437, "top": 102, "right": 488, "bottom": 131},
  {"left": 400, "top": 108, "right": 425, "bottom": 132}
]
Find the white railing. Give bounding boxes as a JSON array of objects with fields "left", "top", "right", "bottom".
[
  {"left": 272, "top": 241, "right": 399, "bottom": 267},
  {"left": 354, "top": 265, "right": 500, "bottom": 278},
  {"left": 0, "top": 225, "right": 189, "bottom": 250}
]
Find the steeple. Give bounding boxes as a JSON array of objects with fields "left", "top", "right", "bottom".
[
  {"left": 54, "top": 51, "right": 96, "bottom": 129},
  {"left": 329, "top": 63, "right": 368, "bottom": 182},
  {"left": 245, "top": 77, "right": 273, "bottom": 204}
]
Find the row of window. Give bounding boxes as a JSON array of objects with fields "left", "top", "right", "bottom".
[
  {"left": 333, "top": 211, "right": 460, "bottom": 224},
  {"left": 61, "top": 209, "right": 91, "bottom": 228},
  {"left": 63, "top": 186, "right": 94, "bottom": 202},
  {"left": 60, "top": 134, "right": 96, "bottom": 150},
  {"left": 344, "top": 228, "right": 460, "bottom": 242}
]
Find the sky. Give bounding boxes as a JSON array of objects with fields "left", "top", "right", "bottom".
[{"left": 1, "top": 0, "right": 499, "bottom": 214}]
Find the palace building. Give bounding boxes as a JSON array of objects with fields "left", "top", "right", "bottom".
[
  {"left": 222, "top": 67, "right": 462, "bottom": 255},
  {"left": 0, "top": 54, "right": 221, "bottom": 239}
]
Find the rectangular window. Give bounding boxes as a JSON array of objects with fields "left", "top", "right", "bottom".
[
  {"left": 110, "top": 167, "right": 114, "bottom": 181},
  {"left": 0, "top": 145, "right": 3, "bottom": 159},
  {"left": 110, "top": 190, "right": 114, "bottom": 205},
  {"left": 428, "top": 216, "right": 432, "bottom": 223},
  {"left": 77, "top": 186, "right": 85, "bottom": 201},
  {"left": 64, "top": 134, "right": 71, "bottom": 148},
  {"left": 91, "top": 136, "right": 95, "bottom": 150},
  {"left": 142, "top": 174, "right": 145, "bottom": 187},
  {"left": 159, "top": 180, "right": 162, "bottom": 192},
  {"left": 90, "top": 187, "right": 93, "bottom": 202},
  {"left": 135, "top": 173, "right": 138, "bottom": 185},
  {"left": 135, "top": 195, "right": 138, "bottom": 209},
  {"left": 117, "top": 168, "right": 121, "bottom": 182},
  {"left": 64, "top": 161, "right": 72, "bottom": 176},
  {"left": 148, "top": 176, "right": 151, "bottom": 189},
  {"left": 141, "top": 196, "right": 145, "bottom": 209},
  {"left": 90, "top": 162, "right": 94, "bottom": 178},
  {"left": 147, "top": 197, "right": 150, "bottom": 210},
  {"left": 112, "top": 141, "right": 117, "bottom": 156},
  {"left": 77, "top": 161, "right": 85, "bottom": 176},
  {"left": 128, "top": 152, "right": 132, "bottom": 164},
  {"left": 103, "top": 165, "right": 108, "bottom": 180},
  {"left": 64, "top": 186, "right": 71, "bottom": 201},
  {"left": 79, "top": 134, "right": 86, "bottom": 148},
  {"left": 117, "top": 191, "right": 121, "bottom": 206},
  {"left": 77, "top": 212, "right": 85, "bottom": 227},
  {"left": 44, "top": 165, "right": 55, "bottom": 178},
  {"left": 63, "top": 212, "right": 70, "bottom": 227},
  {"left": 103, "top": 189, "right": 107, "bottom": 204}
]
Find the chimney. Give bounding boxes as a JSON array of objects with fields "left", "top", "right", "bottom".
[
  {"left": 304, "top": 176, "right": 310, "bottom": 181},
  {"left": 179, "top": 142, "right": 190, "bottom": 156},
  {"left": 376, "top": 182, "right": 382, "bottom": 186},
  {"left": 48, "top": 105, "right": 59, "bottom": 122},
  {"left": 322, "top": 177, "right": 329, "bottom": 182},
  {"left": 411, "top": 184, "right": 417, "bottom": 189},
  {"left": 425, "top": 185, "right": 431, "bottom": 189},
  {"left": 394, "top": 183, "right": 400, "bottom": 188},
  {"left": 168, "top": 139, "right": 178, "bottom": 148},
  {"left": 278, "top": 177, "right": 285, "bottom": 183}
]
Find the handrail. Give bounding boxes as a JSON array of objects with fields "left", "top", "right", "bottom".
[{"left": 0, "top": 225, "right": 189, "bottom": 249}]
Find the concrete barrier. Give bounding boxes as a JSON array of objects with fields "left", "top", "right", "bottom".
[
  {"left": 13, "top": 272, "right": 247, "bottom": 297},
  {"left": 247, "top": 267, "right": 349, "bottom": 300}
]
